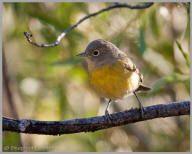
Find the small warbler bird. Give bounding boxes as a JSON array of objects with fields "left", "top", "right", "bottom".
[{"left": 77, "top": 39, "right": 150, "bottom": 119}]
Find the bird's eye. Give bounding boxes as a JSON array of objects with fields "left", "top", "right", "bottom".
[{"left": 93, "top": 50, "right": 100, "bottom": 56}]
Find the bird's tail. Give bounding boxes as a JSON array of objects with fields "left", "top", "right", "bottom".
[{"left": 136, "top": 84, "right": 151, "bottom": 92}]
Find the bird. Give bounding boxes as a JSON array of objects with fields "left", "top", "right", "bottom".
[{"left": 77, "top": 39, "right": 151, "bottom": 120}]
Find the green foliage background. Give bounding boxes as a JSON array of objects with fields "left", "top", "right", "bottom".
[{"left": 3, "top": 2, "right": 190, "bottom": 152}]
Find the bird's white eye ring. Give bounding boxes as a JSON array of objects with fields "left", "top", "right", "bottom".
[{"left": 93, "top": 50, "right": 100, "bottom": 56}]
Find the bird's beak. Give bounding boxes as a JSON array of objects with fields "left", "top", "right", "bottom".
[{"left": 76, "top": 51, "right": 86, "bottom": 57}]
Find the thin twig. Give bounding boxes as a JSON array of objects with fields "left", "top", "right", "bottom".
[
  {"left": 3, "top": 101, "right": 190, "bottom": 135},
  {"left": 24, "top": 2, "right": 153, "bottom": 47}
]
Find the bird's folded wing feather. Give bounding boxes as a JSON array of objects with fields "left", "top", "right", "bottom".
[{"left": 120, "top": 56, "right": 143, "bottom": 83}]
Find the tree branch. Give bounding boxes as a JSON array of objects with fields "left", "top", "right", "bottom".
[
  {"left": 24, "top": 2, "right": 153, "bottom": 47},
  {"left": 3, "top": 101, "right": 190, "bottom": 135}
]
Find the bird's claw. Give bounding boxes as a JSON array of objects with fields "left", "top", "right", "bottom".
[
  {"left": 140, "top": 106, "right": 145, "bottom": 119},
  {"left": 105, "top": 110, "right": 112, "bottom": 123}
]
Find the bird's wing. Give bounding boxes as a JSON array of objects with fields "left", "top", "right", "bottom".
[
  {"left": 120, "top": 56, "right": 143, "bottom": 83},
  {"left": 118, "top": 53, "right": 151, "bottom": 92},
  {"left": 123, "top": 58, "right": 151, "bottom": 91}
]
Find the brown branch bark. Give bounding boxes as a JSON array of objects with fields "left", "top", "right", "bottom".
[
  {"left": 3, "top": 101, "right": 190, "bottom": 135},
  {"left": 24, "top": 2, "right": 153, "bottom": 47}
]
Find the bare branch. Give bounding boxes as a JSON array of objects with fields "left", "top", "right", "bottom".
[
  {"left": 3, "top": 101, "right": 190, "bottom": 135},
  {"left": 24, "top": 2, "right": 154, "bottom": 47}
]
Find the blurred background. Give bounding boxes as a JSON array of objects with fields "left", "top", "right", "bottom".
[{"left": 2, "top": 2, "right": 190, "bottom": 152}]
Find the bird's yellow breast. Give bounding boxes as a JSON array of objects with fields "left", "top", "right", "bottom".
[{"left": 89, "top": 60, "right": 140, "bottom": 100}]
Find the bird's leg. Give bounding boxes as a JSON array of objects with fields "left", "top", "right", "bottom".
[
  {"left": 105, "top": 99, "right": 112, "bottom": 122},
  {"left": 133, "top": 91, "right": 144, "bottom": 118}
]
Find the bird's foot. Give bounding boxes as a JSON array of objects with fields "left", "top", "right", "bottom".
[
  {"left": 105, "top": 110, "right": 112, "bottom": 123},
  {"left": 140, "top": 106, "right": 145, "bottom": 119}
]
